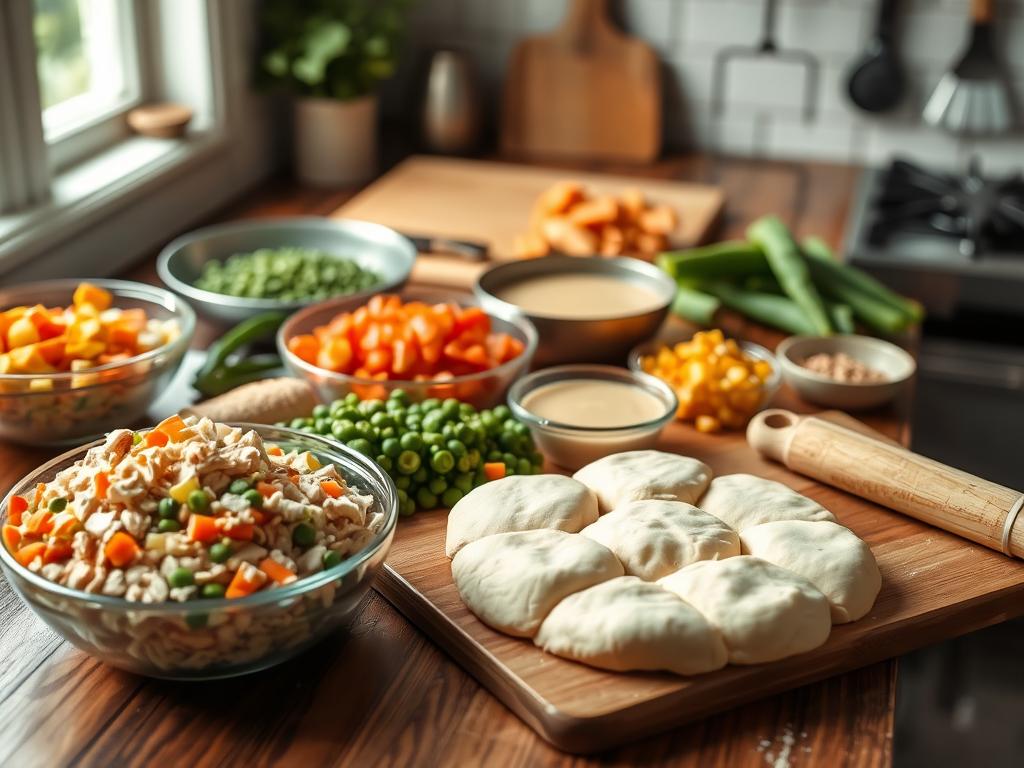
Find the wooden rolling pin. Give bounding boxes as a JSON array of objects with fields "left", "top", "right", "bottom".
[{"left": 747, "top": 409, "right": 1024, "bottom": 559}]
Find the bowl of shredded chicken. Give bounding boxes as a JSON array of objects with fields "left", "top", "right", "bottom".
[{"left": 0, "top": 416, "right": 397, "bottom": 679}]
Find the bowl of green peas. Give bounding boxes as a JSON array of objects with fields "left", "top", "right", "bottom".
[
  {"left": 157, "top": 217, "right": 416, "bottom": 325},
  {"left": 285, "top": 389, "right": 545, "bottom": 517}
]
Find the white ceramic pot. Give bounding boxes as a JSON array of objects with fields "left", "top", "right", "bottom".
[{"left": 293, "top": 95, "right": 378, "bottom": 186}]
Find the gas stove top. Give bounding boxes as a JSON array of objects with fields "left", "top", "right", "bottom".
[{"left": 845, "top": 157, "right": 1024, "bottom": 316}]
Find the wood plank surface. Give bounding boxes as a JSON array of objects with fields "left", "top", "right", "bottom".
[
  {"left": 334, "top": 156, "right": 724, "bottom": 288},
  {"left": 0, "top": 157, "right": 907, "bottom": 767}
]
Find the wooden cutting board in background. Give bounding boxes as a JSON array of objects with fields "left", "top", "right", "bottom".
[
  {"left": 501, "top": 0, "right": 661, "bottom": 162},
  {"left": 334, "top": 156, "right": 724, "bottom": 289}
]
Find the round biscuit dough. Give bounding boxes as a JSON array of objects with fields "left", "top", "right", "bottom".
[
  {"left": 658, "top": 555, "right": 832, "bottom": 664},
  {"left": 697, "top": 473, "right": 835, "bottom": 531},
  {"left": 739, "top": 520, "right": 881, "bottom": 624},
  {"left": 572, "top": 451, "right": 712, "bottom": 514},
  {"left": 445, "top": 474, "right": 598, "bottom": 558},
  {"left": 580, "top": 499, "right": 739, "bottom": 581},
  {"left": 451, "top": 529, "right": 624, "bottom": 637},
  {"left": 534, "top": 576, "right": 728, "bottom": 675}
]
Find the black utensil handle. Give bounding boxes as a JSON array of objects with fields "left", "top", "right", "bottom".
[
  {"left": 758, "top": 0, "right": 780, "bottom": 52},
  {"left": 407, "top": 235, "right": 489, "bottom": 262},
  {"left": 876, "top": 0, "right": 900, "bottom": 41}
]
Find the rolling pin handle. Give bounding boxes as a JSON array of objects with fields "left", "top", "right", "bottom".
[{"left": 746, "top": 408, "right": 799, "bottom": 465}]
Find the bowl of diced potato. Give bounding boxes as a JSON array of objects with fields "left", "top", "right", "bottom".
[
  {"left": 628, "top": 329, "right": 780, "bottom": 433},
  {"left": 0, "top": 279, "right": 195, "bottom": 446}
]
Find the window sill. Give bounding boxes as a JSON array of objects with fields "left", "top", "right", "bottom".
[{"left": 0, "top": 130, "right": 225, "bottom": 272}]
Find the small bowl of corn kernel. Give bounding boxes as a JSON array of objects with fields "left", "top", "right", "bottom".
[{"left": 628, "top": 329, "right": 780, "bottom": 434}]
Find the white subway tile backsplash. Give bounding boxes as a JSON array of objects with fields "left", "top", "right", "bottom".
[
  {"left": 957, "top": 137, "right": 1024, "bottom": 174},
  {"left": 776, "top": 0, "right": 868, "bottom": 60},
  {"left": 862, "top": 121, "right": 966, "bottom": 168},
  {"left": 620, "top": 0, "right": 676, "bottom": 52},
  {"left": 900, "top": 5, "right": 969, "bottom": 68},
  {"left": 719, "top": 55, "right": 819, "bottom": 115},
  {"left": 680, "top": 0, "right": 764, "bottom": 48},
  {"left": 766, "top": 115, "right": 861, "bottom": 161},
  {"left": 666, "top": 48, "right": 718, "bottom": 107},
  {"left": 523, "top": 0, "right": 567, "bottom": 34}
]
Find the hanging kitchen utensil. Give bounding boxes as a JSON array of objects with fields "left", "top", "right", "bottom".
[
  {"left": 710, "top": 0, "right": 820, "bottom": 125},
  {"left": 419, "top": 49, "right": 481, "bottom": 156},
  {"left": 846, "top": 0, "right": 905, "bottom": 113},
  {"left": 748, "top": 409, "right": 1024, "bottom": 559},
  {"left": 501, "top": 0, "right": 661, "bottom": 163},
  {"left": 923, "top": 0, "right": 1015, "bottom": 135}
]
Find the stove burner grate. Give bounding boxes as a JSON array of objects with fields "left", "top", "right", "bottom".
[{"left": 868, "top": 158, "right": 1024, "bottom": 258}]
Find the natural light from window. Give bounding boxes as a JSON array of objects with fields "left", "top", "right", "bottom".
[{"left": 34, "top": 0, "right": 137, "bottom": 141}]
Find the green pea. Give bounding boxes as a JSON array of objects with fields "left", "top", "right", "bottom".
[
  {"left": 395, "top": 475, "right": 411, "bottom": 491},
  {"left": 442, "top": 487, "right": 464, "bottom": 508},
  {"left": 399, "top": 498, "right": 416, "bottom": 517},
  {"left": 312, "top": 403, "right": 330, "bottom": 419},
  {"left": 399, "top": 432, "right": 423, "bottom": 452},
  {"left": 47, "top": 497, "right": 67, "bottom": 513},
  {"left": 447, "top": 440, "right": 467, "bottom": 458},
  {"left": 168, "top": 567, "right": 194, "bottom": 589},
  {"left": 517, "top": 458, "right": 533, "bottom": 476},
  {"left": 421, "top": 398, "right": 440, "bottom": 411},
  {"left": 242, "top": 489, "right": 263, "bottom": 508},
  {"left": 322, "top": 550, "right": 342, "bottom": 570},
  {"left": 423, "top": 432, "right": 444, "bottom": 448},
  {"left": 389, "top": 389, "right": 409, "bottom": 404},
  {"left": 228, "top": 479, "right": 251, "bottom": 495},
  {"left": 290, "top": 417, "right": 307, "bottom": 429},
  {"left": 454, "top": 472, "right": 474, "bottom": 493},
  {"left": 332, "top": 420, "right": 358, "bottom": 442},
  {"left": 158, "top": 498, "right": 180, "bottom": 519},
  {"left": 397, "top": 450, "right": 421, "bottom": 475},
  {"left": 381, "top": 437, "right": 402, "bottom": 457},
  {"left": 132, "top": 432, "right": 143, "bottom": 445},
  {"left": 416, "top": 488, "right": 438, "bottom": 510},
  {"left": 456, "top": 455, "right": 473, "bottom": 474},
  {"left": 380, "top": 426, "right": 397, "bottom": 440},
  {"left": 292, "top": 522, "right": 316, "bottom": 547},
  {"left": 347, "top": 438, "right": 374, "bottom": 456},
  {"left": 344, "top": 392, "right": 359, "bottom": 406},
  {"left": 430, "top": 450, "right": 455, "bottom": 474},
  {"left": 158, "top": 518, "right": 181, "bottom": 533},
  {"left": 370, "top": 412, "right": 394, "bottom": 429},
  {"left": 201, "top": 583, "right": 226, "bottom": 599},
  {"left": 209, "top": 541, "right": 232, "bottom": 563},
  {"left": 428, "top": 477, "right": 447, "bottom": 495},
  {"left": 375, "top": 455, "right": 393, "bottom": 473},
  {"left": 187, "top": 489, "right": 210, "bottom": 513},
  {"left": 413, "top": 467, "right": 428, "bottom": 483},
  {"left": 492, "top": 405, "right": 511, "bottom": 421}
]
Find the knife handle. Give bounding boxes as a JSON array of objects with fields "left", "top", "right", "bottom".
[{"left": 408, "top": 235, "right": 489, "bottom": 262}]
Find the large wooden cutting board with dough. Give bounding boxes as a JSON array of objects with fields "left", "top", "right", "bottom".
[
  {"left": 375, "top": 415, "right": 1024, "bottom": 753},
  {"left": 332, "top": 156, "right": 725, "bottom": 289}
]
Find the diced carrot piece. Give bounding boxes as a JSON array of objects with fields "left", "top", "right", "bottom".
[
  {"left": 32, "top": 483, "right": 45, "bottom": 509},
  {"left": 8, "top": 495, "right": 28, "bottom": 525},
  {"left": 2, "top": 524, "right": 21, "bottom": 552},
  {"left": 42, "top": 540, "right": 73, "bottom": 564},
  {"left": 287, "top": 334, "right": 319, "bottom": 365},
  {"left": 187, "top": 514, "right": 218, "bottom": 543},
  {"left": 24, "top": 510, "right": 54, "bottom": 535},
  {"left": 94, "top": 472, "right": 110, "bottom": 500},
  {"left": 225, "top": 563, "right": 266, "bottom": 598},
  {"left": 256, "top": 481, "right": 277, "bottom": 498},
  {"left": 104, "top": 531, "right": 140, "bottom": 567},
  {"left": 320, "top": 479, "right": 343, "bottom": 498},
  {"left": 249, "top": 509, "right": 266, "bottom": 525},
  {"left": 108, "top": 324, "right": 139, "bottom": 349},
  {"left": 483, "top": 462, "right": 506, "bottom": 481},
  {"left": 224, "top": 522, "right": 254, "bottom": 541},
  {"left": 364, "top": 347, "right": 392, "bottom": 374},
  {"left": 461, "top": 344, "right": 489, "bottom": 367},
  {"left": 35, "top": 337, "right": 67, "bottom": 366},
  {"left": 145, "top": 429, "right": 169, "bottom": 448},
  {"left": 15, "top": 542, "right": 46, "bottom": 568},
  {"left": 266, "top": 445, "right": 284, "bottom": 457},
  {"left": 72, "top": 283, "right": 112, "bottom": 311},
  {"left": 258, "top": 557, "right": 297, "bottom": 585},
  {"left": 155, "top": 414, "right": 188, "bottom": 441},
  {"left": 391, "top": 338, "right": 417, "bottom": 375}
]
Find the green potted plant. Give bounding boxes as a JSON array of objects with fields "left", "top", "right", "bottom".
[{"left": 259, "top": 0, "right": 411, "bottom": 185}]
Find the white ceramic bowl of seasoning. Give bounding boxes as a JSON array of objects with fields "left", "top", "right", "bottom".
[
  {"left": 776, "top": 335, "right": 915, "bottom": 410},
  {"left": 475, "top": 256, "right": 676, "bottom": 367},
  {"left": 508, "top": 365, "right": 678, "bottom": 470}
]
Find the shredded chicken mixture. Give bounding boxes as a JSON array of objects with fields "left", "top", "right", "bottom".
[
  {"left": 800, "top": 352, "right": 888, "bottom": 384},
  {"left": 5, "top": 416, "right": 382, "bottom": 604}
]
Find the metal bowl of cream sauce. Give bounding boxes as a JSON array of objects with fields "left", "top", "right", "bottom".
[{"left": 474, "top": 256, "right": 675, "bottom": 366}]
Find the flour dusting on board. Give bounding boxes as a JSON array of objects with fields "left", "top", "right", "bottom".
[{"left": 755, "top": 724, "right": 811, "bottom": 768}]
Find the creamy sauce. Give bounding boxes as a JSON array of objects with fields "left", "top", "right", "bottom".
[
  {"left": 521, "top": 379, "right": 667, "bottom": 429},
  {"left": 496, "top": 273, "right": 663, "bottom": 320}
]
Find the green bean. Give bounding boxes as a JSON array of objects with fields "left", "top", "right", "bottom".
[
  {"left": 656, "top": 241, "right": 769, "bottom": 280},
  {"left": 701, "top": 282, "right": 819, "bottom": 336}
]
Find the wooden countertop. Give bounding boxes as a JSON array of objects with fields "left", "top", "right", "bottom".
[{"left": 0, "top": 154, "right": 900, "bottom": 767}]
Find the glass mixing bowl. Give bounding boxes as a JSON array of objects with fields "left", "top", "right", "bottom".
[{"left": 0, "top": 425, "right": 398, "bottom": 680}]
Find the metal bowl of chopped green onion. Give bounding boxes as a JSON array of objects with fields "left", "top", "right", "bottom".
[{"left": 158, "top": 217, "right": 416, "bottom": 325}]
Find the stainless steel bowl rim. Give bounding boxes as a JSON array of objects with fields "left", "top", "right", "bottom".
[
  {"left": 474, "top": 255, "right": 677, "bottom": 322},
  {"left": 0, "top": 278, "right": 196, "bottom": 382},
  {"left": 277, "top": 287, "right": 539, "bottom": 387},
  {"left": 157, "top": 216, "right": 416, "bottom": 312},
  {"left": 0, "top": 424, "right": 398, "bottom": 613},
  {"left": 508, "top": 364, "right": 679, "bottom": 434}
]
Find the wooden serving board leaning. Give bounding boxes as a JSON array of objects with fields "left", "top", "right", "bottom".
[
  {"left": 333, "top": 156, "right": 725, "bottom": 289},
  {"left": 375, "top": 418, "right": 1024, "bottom": 753}
]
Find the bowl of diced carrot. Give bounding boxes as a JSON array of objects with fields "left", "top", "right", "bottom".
[
  {"left": 0, "top": 279, "right": 195, "bottom": 446},
  {"left": 279, "top": 289, "right": 538, "bottom": 409}
]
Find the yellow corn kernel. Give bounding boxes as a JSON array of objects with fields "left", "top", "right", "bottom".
[
  {"left": 695, "top": 415, "right": 721, "bottom": 433},
  {"left": 169, "top": 476, "right": 200, "bottom": 504},
  {"left": 29, "top": 378, "right": 54, "bottom": 392},
  {"left": 753, "top": 360, "right": 773, "bottom": 380}
]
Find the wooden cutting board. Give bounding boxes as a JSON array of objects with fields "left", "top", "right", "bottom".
[
  {"left": 333, "top": 156, "right": 724, "bottom": 289},
  {"left": 375, "top": 418, "right": 1024, "bottom": 754},
  {"left": 500, "top": 0, "right": 661, "bottom": 162}
]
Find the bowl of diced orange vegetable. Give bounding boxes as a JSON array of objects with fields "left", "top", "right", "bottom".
[
  {"left": 629, "top": 329, "right": 780, "bottom": 433},
  {"left": 279, "top": 289, "right": 538, "bottom": 408},
  {"left": 0, "top": 279, "right": 195, "bottom": 446}
]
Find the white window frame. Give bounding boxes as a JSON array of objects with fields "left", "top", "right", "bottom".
[{"left": 0, "top": 0, "right": 279, "bottom": 280}]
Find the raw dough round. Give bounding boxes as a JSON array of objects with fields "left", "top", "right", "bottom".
[
  {"left": 572, "top": 451, "right": 713, "bottom": 514},
  {"left": 658, "top": 556, "right": 831, "bottom": 664},
  {"left": 451, "top": 529, "right": 624, "bottom": 637},
  {"left": 739, "top": 520, "right": 881, "bottom": 624},
  {"left": 445, "top": 474, "right": 598, "bottom": 558},
  {"left": 697, "top": 474, "right": 835, "bottom": 531},
  {"left": 535, "top": 576, "right": 728, "bottom": 676},
  {"left": 580, "top": 500, "right": 740, "bottom": 581}
]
